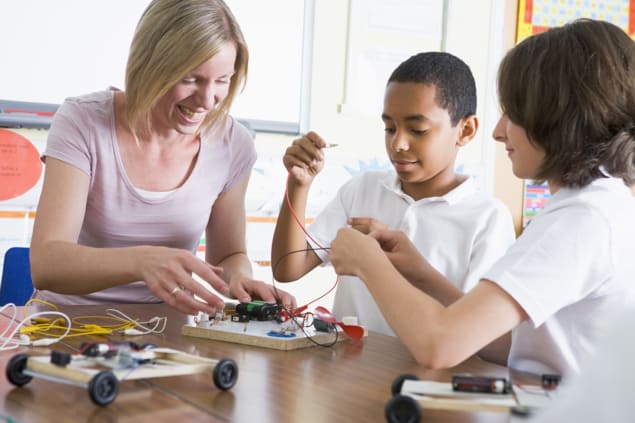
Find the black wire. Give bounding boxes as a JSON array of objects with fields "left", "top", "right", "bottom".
[{"left": 269, "top": 246, "right": 341, "bottom": 348}]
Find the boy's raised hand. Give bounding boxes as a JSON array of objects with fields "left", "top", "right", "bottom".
[{"left": 283, "top": 131, "right": 328, "bottom": 186}]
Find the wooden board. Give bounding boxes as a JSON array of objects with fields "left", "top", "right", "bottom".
[{"left": 182, "top": 319, "right": 352, "bottom": 351}]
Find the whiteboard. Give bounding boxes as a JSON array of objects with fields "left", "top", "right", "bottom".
[
  {"left": 0, "top": 0, "right": 312, "bottom": 133},
  {"left": 342, "top": 0, "right": 446, "bottom": 116}
]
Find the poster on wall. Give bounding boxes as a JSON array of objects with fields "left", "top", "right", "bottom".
[
  {"left": 516, "top": 0, "right": 635, "bottom": 42},
  {"left": 0, "top": 129, "right": 43, "bottom": 203},
  {"left": 0, "top": 128, "right": 46, "bottom": 273},
  {"left": 523, "top": 182, "right": 550, "bottom": 229}
]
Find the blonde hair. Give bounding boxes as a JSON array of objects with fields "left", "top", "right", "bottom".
[{"left": 124, "top": 0, "right": 248, "bottom": 138}]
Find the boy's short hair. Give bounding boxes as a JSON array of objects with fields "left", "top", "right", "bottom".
[
  {"left": 498, "top": 18, "right": 635, "bottom": 187},
  {"left": 387, "top": 52, "right": 477, "bottom": 126}
]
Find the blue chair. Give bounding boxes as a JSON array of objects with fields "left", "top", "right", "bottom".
[{"left": 0, "top": 247, "right": 34, "bottom": 306}]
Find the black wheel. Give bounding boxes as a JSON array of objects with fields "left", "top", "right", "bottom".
[
  {"left": 385, "top": 394, "right": 421, "bottom": 423},
  {"left": 6, "top": 354, "right": 33, "bottom": 387},
  {"left": 391, "top": 373, "right": 420, "bottom": 396},
  {"left": 88, "top": 371, "right": 119, "bottom": 406},
  {"left": 213, "top": 359, "right": 238, "bottom": 390}
]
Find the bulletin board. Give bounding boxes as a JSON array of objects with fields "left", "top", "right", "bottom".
[
  {"left": 0, "top": 128, "right": 44, "bottom": 275},
  {"left": 516, "top": 0, "right": 635, "bottom": 42},
  {"left": 522, "top": 182, "right": 550, "bottom": 229}
]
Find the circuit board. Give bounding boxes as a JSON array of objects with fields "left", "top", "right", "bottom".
[{"left": 181, "top": 318, "right": 351, "bottom": 351}]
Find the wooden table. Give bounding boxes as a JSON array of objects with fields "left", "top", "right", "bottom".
[{"left": 1, "top": 304, "right": 525, "bottom": 423}]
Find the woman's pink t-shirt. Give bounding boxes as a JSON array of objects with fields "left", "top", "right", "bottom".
[{"left": 35, "top": 90, "right": 256, "bottom": 305}]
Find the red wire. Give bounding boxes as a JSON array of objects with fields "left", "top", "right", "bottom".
[
  {"left": 284, "top": 172, "right": 327, "bottom": 252},
  {"left": 283, "top": 171, "right": 338, "bottom": 314}
]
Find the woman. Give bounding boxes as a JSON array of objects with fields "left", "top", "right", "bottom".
[{"left": 30, "top": 0, "right": 295, "bottom": 315}]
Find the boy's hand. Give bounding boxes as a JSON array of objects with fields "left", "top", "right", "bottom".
[
  {"left": 348, "top": 217, "right": 389, "bottom": 235},
  {"left": 330, "top": 227, "right": 384, "bottom": 277},
  {"left": 370, "top": 229, "right": 427, "bottom": 283},
  {"left": 283, "top": 131, "right": 329, "bottom": 186}
]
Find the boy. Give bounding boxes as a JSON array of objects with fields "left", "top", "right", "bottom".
[
  {"left": 328, "top": 19, "right": 635, "bottom": 376},
  {"left": 271, "top": 52, "right": 514, "bottom": 335}
]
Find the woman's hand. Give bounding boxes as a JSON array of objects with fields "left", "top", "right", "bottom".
[
  {"left": 227, "top": 275, "right": 297, "bottom": 310},
  {"left": 283, "top": 131, "right": 329, "bottom": 186},
  {"left": 139, "top": 246, "right": 230, "bottom": 315}
]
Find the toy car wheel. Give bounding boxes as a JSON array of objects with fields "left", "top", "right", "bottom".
[
  {"left": 391, "top": 373, "right": 420, "bottom": 396},
  {"left": 213, "top": 359, "right": 238, "bottom": 390},
  {"left": 6, "top": 354, "right": 33, "bottom": 387},
  {"left": 385, "top": 394, "right": 421, "bottom": 423},
  {"left": 88, "top": 371, "right": 119, "bottom": 406}
]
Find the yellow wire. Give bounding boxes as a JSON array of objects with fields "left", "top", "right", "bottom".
[{"left": 19, "top": 300, "right": 140, "bottom": 341}]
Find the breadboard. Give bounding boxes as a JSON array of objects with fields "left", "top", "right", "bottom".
[{"left": 182, "top": 319, "right": 351, "bottom": 351}]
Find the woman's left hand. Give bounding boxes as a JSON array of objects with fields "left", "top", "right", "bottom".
[{"left": 227, "top": 275, "right": 297, "bottom": 310}]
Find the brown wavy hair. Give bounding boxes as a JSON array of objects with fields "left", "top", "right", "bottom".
[{"left": 497, "top": 19, "right": 635, "bottom": 187}]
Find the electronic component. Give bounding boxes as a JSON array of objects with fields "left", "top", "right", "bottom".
[
  {"left": 541, "top": 373, "right": 561, "bottom": 390},
  {"left": 231, "top": 314, "right": 250, "bottom": 323},
  {"left": 451, "top": 375, "right": 511, "bottom": 394},
  {"left": 80, "top": 342, "right": 111, "bottom": 357},
  {"left": 313, "top": 317, "right": 335, "bottom": 333},
  {"left": 50, "top": 351, "right": 71, "bottom": 367},
  {"left": 235, "top": 300, "right": 283, "bottom": 321}
]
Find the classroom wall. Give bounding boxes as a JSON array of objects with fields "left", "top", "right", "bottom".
[
  {"left": 255, "top": 0, "right": 517, "bottom": 227},
  {"left": 257, "top": 0, "right": 510, "bottom": 182}
]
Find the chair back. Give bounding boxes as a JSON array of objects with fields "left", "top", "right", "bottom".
[{"left": 0, "top": 247, "right": 34, "bottom": 306}]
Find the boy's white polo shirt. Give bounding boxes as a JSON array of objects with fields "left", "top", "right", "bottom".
[
  {"left": 307, "top": 170, "right": 514, "bottom": 336},
  {"left": 483, "top": 177, "right": 635, "bottom": 377}
]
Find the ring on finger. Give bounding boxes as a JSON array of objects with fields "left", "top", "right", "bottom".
[{"left": 170, "top": 286, "right": 181, "bottom": 297}]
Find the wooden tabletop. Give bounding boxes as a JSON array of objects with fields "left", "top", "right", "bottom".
[{"left": 0, "top": 304, "right": 524, "bottom": 423}]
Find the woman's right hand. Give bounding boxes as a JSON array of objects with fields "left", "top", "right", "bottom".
[
  {"left": 138, "top": 246, "right": 229, "bottom": 315},
  {"left": 283, "top": 131, "right": 329, "bottom": 186}
]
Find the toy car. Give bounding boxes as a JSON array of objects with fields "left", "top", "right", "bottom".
[
  {"left": 385, "top": 373, "right": 523, "bottom": 423},
  {"left": 5, "top": 342, "right": 238, "bottom": 406}
]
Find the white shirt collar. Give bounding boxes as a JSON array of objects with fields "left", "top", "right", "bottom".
[{"left": 380, "top": 170, "right": 476, "bottom": 205}]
